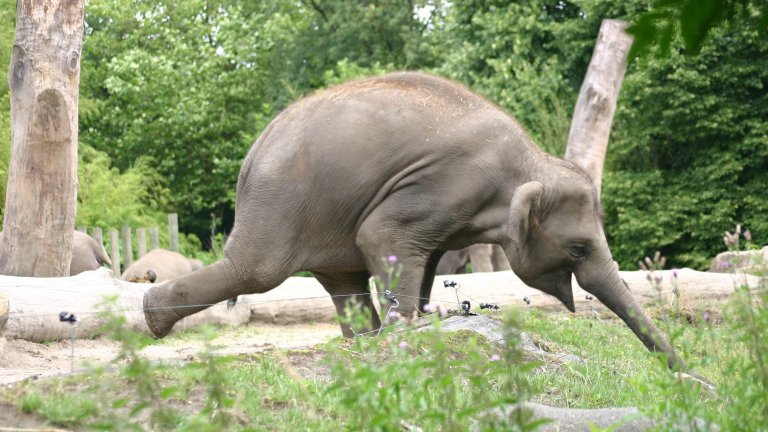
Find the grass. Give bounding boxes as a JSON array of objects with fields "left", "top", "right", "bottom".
[{"left": 0, "top": 281, "right": 765, "bottom": 430}]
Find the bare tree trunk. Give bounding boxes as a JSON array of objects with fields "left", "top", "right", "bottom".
[
  {"left": 565, "top": 19, "right": 633, "bottom": 196},
  {"left": 0, "top": 0, "right": 84, "bottom": 276}
]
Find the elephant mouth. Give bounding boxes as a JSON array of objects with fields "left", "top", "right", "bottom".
[{"left": 522, "top": 271, "right": 575, "bottom": 312}]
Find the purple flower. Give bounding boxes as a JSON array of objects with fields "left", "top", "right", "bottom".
[
  {"left": 399, "top": 341, "right": 408, "bottom": 350},
  {"left": 423, "top": 303, "right": 434, "bottom": 313},
  {"left": 672, "top": 268, "right": 678, "bottom": 279},
  {"left": 491, "top": 354, "right": 501, "bottom": 362},
  {"left": 388, "top": 311, "right": 403, "bottom": 321},
  {"left": 387, "top": 255, "right": 398, "bottom": 264},
  {"left": 436, "top": 304, "right": 448, "bottom": 317},
  {"left": 654, "top": 275, "right": 663, "bottom": 285}
]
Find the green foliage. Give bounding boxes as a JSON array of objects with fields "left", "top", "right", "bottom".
[
  {"left": 327, "top": 312, "right": 541, "bottom": 431},
  {"left": 1, "top": 0, "right": 765, "bottom": 267},
  {"left": 268, "top": 0, "right": 444, "bottom": 99},
  {"left": 631, "top": 251, "right": 768, "bottom": 430},
  {"left": 435, "top": 1, "right": 637, "bottom": 155},
  {"left": 0, "top": 0, "right": 15, "bottom": 218},
  {"left": 80, "top": 0, "right": 276, "bottom": 237},
  {"left": 627, "top": 0, "right": 766, "bottom": 57},
  {"left": 0, "top": 0, "right": 14, "bottom": 98},
  {"left": 76, "top": 144, "right": 169, "bottom": 231},
  {"left": 321, "top": 59, "right": 393, "bottom": 87},
  {"left": 96, "top": 297, "right": 178, "bottom": 428},
  {"left": 604, "top": 18, "right": 768, "bottom": 269}
]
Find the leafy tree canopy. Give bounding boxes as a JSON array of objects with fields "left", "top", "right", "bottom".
[
  {"left": 80, "top": 0, "right": 278, "bottom": 238},
  {"left": 0, "top": 0, "right": 765, "bottom": 270}
]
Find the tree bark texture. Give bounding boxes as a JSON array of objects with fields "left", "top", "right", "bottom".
[
  {"left": 0, "top": 268, "right": 758, "bottom": 342},
  {"left": 565, "top": 19, "right": 633, "bottom": 196},
  {"left": 0, "top": 0, "right": 84, "bottom": 276}
]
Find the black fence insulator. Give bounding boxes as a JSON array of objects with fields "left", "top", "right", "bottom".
[
  {"left": 479, "top": 303, "right": 500, "bottom": 310},
  {"left": 443, "top": 280, "right": 459, "bottom": 288},
  {"left": 59, "top": 311, "right": 78, "bottom": 324},
  {"left": 383, "top": 290, "right": 399, "bottom": 306}
]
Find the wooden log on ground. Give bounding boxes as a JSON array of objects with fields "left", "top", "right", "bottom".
[
  {"left": 0, "top": 268, "right": 250, "bottom": 342},
  {"left": 0, "top": 268, "right": 760, "bottom": 341},
  {"left": 429, "top": 269, "right": 758, "bottom": 313}
]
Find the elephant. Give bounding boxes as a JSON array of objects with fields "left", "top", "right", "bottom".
[
  {"left": 0, "top": 230, "right": 111, "bottom": 275},
  {"left": 436, "top": 244, "right": 511, "bottom": 275},
  {"left": 122, "top": 249, "right": 205, "bottom": 283},
  {"left": 143, "top": 72, "right": 685, "bottom": 372},
  {"left": 70, "top": 230, "right": 113, "bottom": 275}
]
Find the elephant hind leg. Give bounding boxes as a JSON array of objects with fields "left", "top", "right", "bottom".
[
  {"left": 312, "top": 271, "right": 380, "bottom": 337},
  {"left": 144, "top": 257, "right": 293, "bottom": 338}
]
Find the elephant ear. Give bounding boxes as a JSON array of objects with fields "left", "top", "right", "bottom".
[{"left": 507, "top": 181, "right": 543, "bottom": 253}]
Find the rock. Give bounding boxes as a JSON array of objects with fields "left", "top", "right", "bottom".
[
  {"left": 416, "top": 314, "right": 583, "bottom": 365},
  {"left": 480, "top": 403, "right": 719, "bottom": 432},
  {"left": 709, "top": 247, "right": 768, "bottom": 273}
]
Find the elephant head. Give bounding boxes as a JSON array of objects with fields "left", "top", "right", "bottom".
[{"left": 505, "top": 178, "right": 684, "bottom": 370}]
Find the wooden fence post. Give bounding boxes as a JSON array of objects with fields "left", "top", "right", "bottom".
[
  {"left": 149, "top": 227, "right": 159, "bottom": 251},
  {"left": 92, "top": 227, "right": 103, "bottom": 247},
  {"left": 109, "top": 229, "right": 121, "bottom": 277},
  {"left": 121, "top": 225, "right": 133, "bottom": 269},
  {"left": 168, "top": 213, "right": 179, "bottom": 252},
  {"left": 136, "top": 228, "right": 147, "bottom": 258}
]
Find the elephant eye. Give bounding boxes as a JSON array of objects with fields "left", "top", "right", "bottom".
[{"left": 567, "top": 244, "right": 590, "bottom": 259}]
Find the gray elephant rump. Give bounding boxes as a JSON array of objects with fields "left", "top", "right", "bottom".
[{"left": 231, "top": 73, "right": 522, "bottom": 272}]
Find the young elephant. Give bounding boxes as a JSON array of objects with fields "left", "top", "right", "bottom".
[
  {"left": 70, "top": 230, "right": 113, "bottom": 275},
  {"left": 122, "top": 249, "right": 204, "bottom": 283},
  {"left": 144, "top": 72, "right": 686, "bottom": 372},
  {"left": 0, "top": 230, "right": 111, "bottom": 275}
]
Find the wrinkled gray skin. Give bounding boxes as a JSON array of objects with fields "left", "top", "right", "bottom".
[
  {"left": 122, "top": 249, "right": 205, "bottom": 283},
  {"left": 144, "top": 72, "right": 684, "bottom": 371},
  {"left": 0, "top": 230, "right": 111, "bottom": 275}
]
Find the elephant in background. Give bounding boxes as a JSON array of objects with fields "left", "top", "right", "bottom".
[
  {"left": 436, "top": 244, "right": 511, "bottom": 275},
  {"left": 71, "top": 230, "right": 113, "bottom": 275},
  {"left": 122, "top": 249, "right": 205, "bottom": 283},
  {"left": 0, "top": 230, "right": 111, "bottom": 275}
]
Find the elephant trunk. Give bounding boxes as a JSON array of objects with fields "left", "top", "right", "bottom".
[{"left": 578, "top": 257, "right": 685, "bottom": 371}]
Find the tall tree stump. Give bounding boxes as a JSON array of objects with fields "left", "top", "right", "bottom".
[
  {"left": 565, "top": 19, "right": 633, "bottom": 196},
  {"left": 0, "top": 0, "right": 85, "bottom": 276}
]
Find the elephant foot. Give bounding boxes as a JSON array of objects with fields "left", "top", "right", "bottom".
[{"left": 143, "top": 286, "right": 182, "bottom": 338}]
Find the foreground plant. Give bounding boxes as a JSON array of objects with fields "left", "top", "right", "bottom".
[
  {"left": 327, "top": 308, "right": 544, "bottom": 432},
  {"left": 635, "top": 226, "right": 768, "bottom": 430}
]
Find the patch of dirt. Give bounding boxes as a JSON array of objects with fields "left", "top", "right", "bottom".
[
  {"left": 0, "top": 323, "right": 340, "bottom": 429},
  {"left": 0, "top": 323, "right": 339, "bottom": 386}
]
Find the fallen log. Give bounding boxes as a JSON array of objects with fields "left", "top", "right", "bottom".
[
  {"left": 0, "top": 267, "right": 760, "bottom": 342},
  {"left": 0, "top": 268, "right": 250, "bottom": 342}
]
